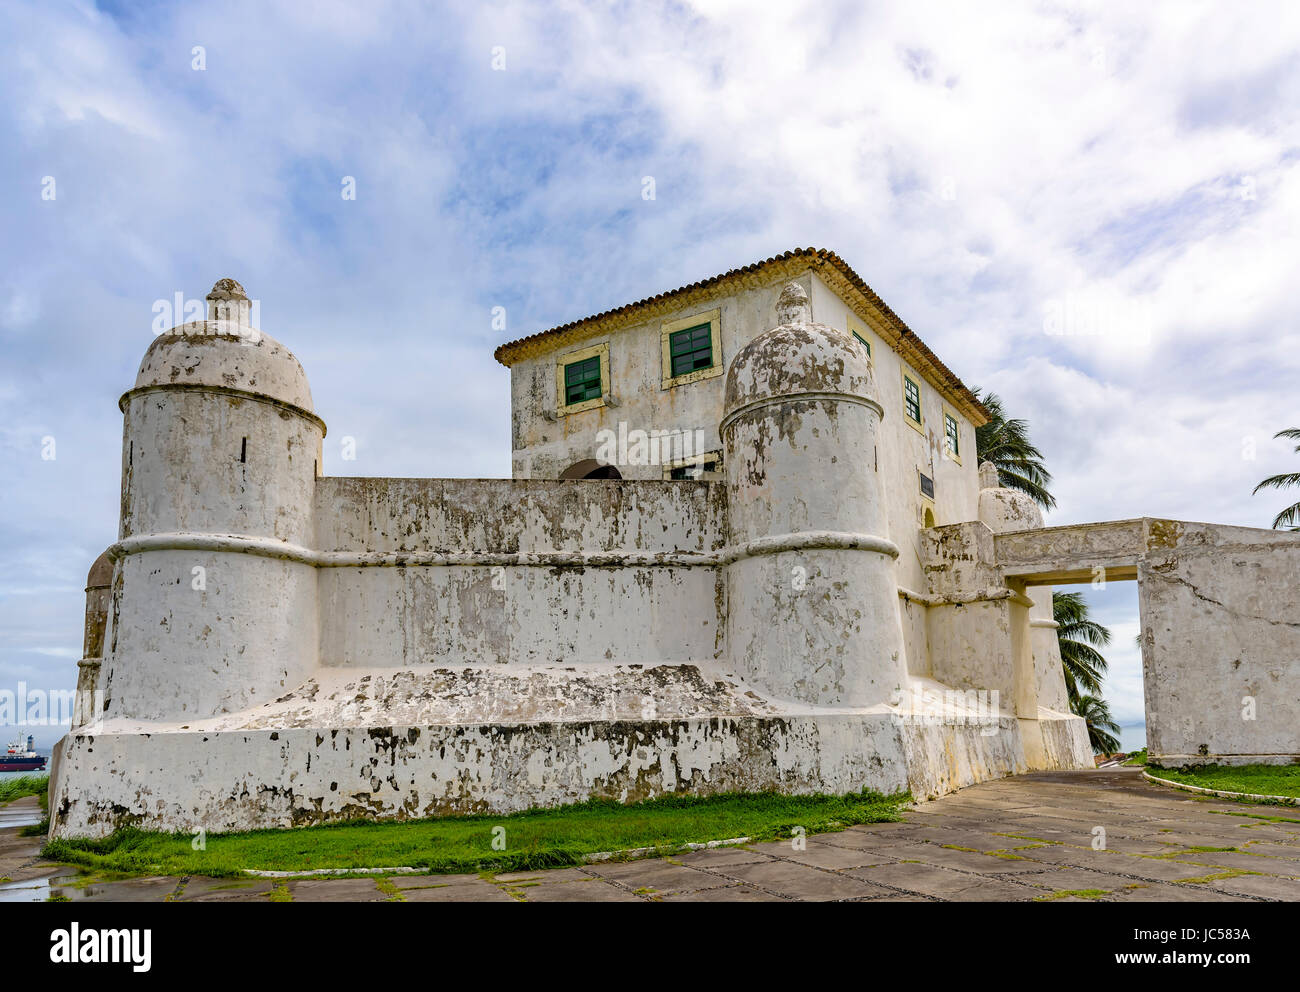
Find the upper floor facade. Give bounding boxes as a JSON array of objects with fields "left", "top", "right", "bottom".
[{"left": 494, "top": 247, "right": 989, "bottom": 553}]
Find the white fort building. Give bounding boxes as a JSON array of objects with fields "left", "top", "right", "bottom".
[{"left": 49, "top": 249, "right": 1299, "bottom": 837}]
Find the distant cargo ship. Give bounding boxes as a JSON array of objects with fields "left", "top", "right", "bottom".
[{"left": 1, "top": 735, "right": 46, "bottom": 772}]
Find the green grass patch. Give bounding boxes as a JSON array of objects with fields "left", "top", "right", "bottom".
[
  {"left": 1124, "top": 749, "right": 1147, "bottom": 766},
  {"left": 1172, "top": 869, "right": 1253, "bottom": 884},
  {"left": 374, "top": 877, "right": 404, "bottom": 902},
  {"left": 0, "top": 774, "right": 49, "bottom": 806},
  {"left": 993, "top": 832, "right": 1061, "bottom": 846},
  {"left": 1034, "top": 888, "right": 1109, "bottom": 901},
  {"left": 42, "top": 789, "right": 907, "bottom": 879},
  {"left": 1209, "top": 809, "right": 1300, "bottom": 824},
  {"left": 267, "top": 881, "right": 292, "bottom": 902},
  {"left": 1148, "top": 764, "right": 1300, "bottom": 802}
]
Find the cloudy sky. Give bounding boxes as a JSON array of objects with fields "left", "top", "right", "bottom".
[{"left": 3, "top": 0, "right": 1298, "bottom": 745}]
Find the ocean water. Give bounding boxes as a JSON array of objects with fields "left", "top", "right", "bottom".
[{"left": 1118, "top": 724, "right": 1146, "bottom": 753}]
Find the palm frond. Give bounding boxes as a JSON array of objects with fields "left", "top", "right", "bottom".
[
  {"left": 1054, "top": 591, "right": 1115, "bottom": 730},
  {"left": 1053, "top": 593, "right": 1111, "bottom": 645},
  {"left": 1252, "top": 472, "right": 1300, "bottom": 494},
  {"left": 1253, "top": 428, "right": 1300, "bottom": 530},
  {"left": 1071, "top": 692, "right": 1123, "bottom": 754},
  {"left": 1274, "top": 427, "right": 1300, "bottom": 445},
  {"left": 971, "top": 389, "right": 1057, "bottom": 510},
  {"left": 1271, "top": 501, "right": 1300, "bottom": 531},
  {"left": 1060, "top": 640, "right": 1109, "bottom": 679}
]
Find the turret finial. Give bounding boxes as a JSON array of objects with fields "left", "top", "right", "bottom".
[
  {"left": 775, "top": 281, "right": 810, "bottom": 326},
  {"left": 206, "top": 278, "right": 252, "bottom": 325},
  {"left": 978, "top": 460, "right": 1000, "bottom": 489}
]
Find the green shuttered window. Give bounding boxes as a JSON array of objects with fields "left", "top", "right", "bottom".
[
  {"left": 668, "top": 323, "right": 714, "bottom": 378},
  {"left": 564, "top": 355, "right": 603, "bottom": 406},
  {"left": 904, "top": 375, "right": 922, "bottom": 425}
]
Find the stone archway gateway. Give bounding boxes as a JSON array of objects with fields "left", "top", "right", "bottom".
[{"left": 975, "top": 517, "right": 1300, "bottom": 766}]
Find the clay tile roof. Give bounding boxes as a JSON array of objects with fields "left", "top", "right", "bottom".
[{"left": 493, "top": 247, "right": 989, "bottom": 424}]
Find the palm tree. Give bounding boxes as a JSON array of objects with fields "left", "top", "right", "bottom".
[
  {"left": 1252, "top": 428, "right": 1300, "bottom": 530},
  {"left": 1054, "top": 591, "right": 1111, "bottom": 708},
  {"left": 1072, "top": 692, "right": 1122, "bottom": 754},
  {"left": 971, "top": 389, "right": 1056, "bottom": 510}
]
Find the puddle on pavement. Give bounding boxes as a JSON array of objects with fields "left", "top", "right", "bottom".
[
  {"left": 0, "top": 805, "right": 43, "bottom": 831},
  {"left": 0, "top": 871, "right": 112, "bottom": 903},
  {"left": 0, "top": 873, "right": 69, "bottom": 902}
]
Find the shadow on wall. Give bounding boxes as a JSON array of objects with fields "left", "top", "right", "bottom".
[{"left": 559, "top": 458, "right": 623, "bottom": 480}]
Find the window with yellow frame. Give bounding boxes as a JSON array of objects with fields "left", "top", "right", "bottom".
[
  {"left": 942, "top": 406, "right": 962, "bottom": 464},
  {"left": 846, "top": 314, "right": 872, "bottom": 362},
  {"left": 901, "top": 368, "right": 924, "bottom": 434},
  {"left": 555, "top": 342, "right": 610, "bottom": 416},
  {"left": 661, "top": 308, "right": 723, "bottom": 389}
]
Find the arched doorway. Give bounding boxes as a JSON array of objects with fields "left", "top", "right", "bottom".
[{"left": 560, "top": 458, "right": 622, "bottom": 480}]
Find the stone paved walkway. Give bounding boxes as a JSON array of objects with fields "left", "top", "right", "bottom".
[{"left": 4, "top": 768, "right": 1299, "bottom": 902}]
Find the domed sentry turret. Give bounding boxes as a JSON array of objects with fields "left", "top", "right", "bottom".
[
  {"left": 103, "top": 280, "right": 325, "bottom": 722},
  {"left": 720, "top": 282, "right": 906, "bottom": 708}
]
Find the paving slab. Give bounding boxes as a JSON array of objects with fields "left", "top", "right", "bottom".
[
  {"left": 1241, "top": 839, "right": 1300, "bottom": 860},
  {"left": 710, "top": 859, "right": 895, "bottom": 901},
  {"left": 674, "top": 847, "right": 769, "bottom": 868},
  {"left": 1014, "top": 867, "right": 1152, "bottom": 895},
  {"left": 1203, "top": 873, "right": 1300, "bottom": 900},
  {"left": 899, "top": 826, "right": 1029, "bottom": 850},
  {"left": 1087, "top": 856, "right": 1248, "bottom": 884},
  {"left": 1013, "top": 845, "right": 1154, "bottom": 871},
  {"left": 175, "top": 876, "right": 276, "bottom": 902},
  {"left": 1099, "top": 881, "right": 1251, "bottom": 903},
  {"left": 845, "top": 863, "right": 1040, "bottom": 902},
  {"left": 1172, "top": 851, "right": 1300, "bottom": 876},
  {"left": 658, "top": 883, "right": 785, "bottom": 902},
  {"left": 508, "top": 875, "right": 644, "bottom": 902},
  {"left": 287, "top": 878, "right": 389, "bottom": 902},
  {"left": 779, "top": 843, "right": 898, "bottom": 870},
  {"left": 881, "top": 842, "right": 1055, "bottom": 874},
  {"left": 586, "top": 860, "right": 724, "bottom": 895},
  {"left": 391, "top": 871, "right": 486, "bottom": 889},
  {"left": 398, "top": 880, "right": 519, "bottom": 902},
  {"left": 812, "top": 828, "right": 929, "bottom": 852}
]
